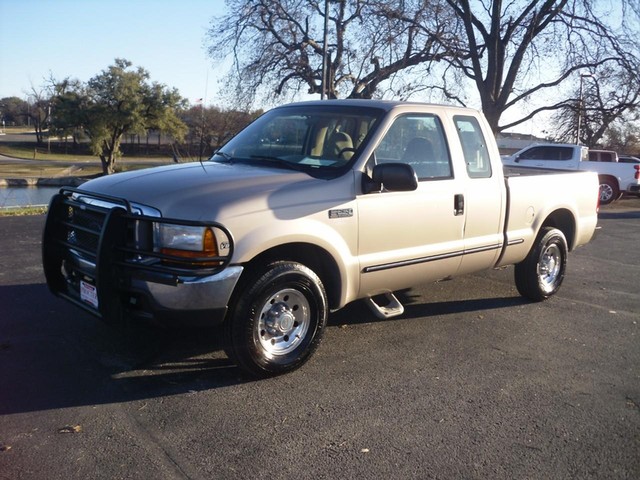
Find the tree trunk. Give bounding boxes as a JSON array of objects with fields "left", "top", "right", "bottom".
[{"left": 99, "top": 138, "right": 120, "bottom": 175}]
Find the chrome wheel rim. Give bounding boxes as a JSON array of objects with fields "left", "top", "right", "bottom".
[
  {"left": 538, "top": 243, "right": 562, "bottom": 292},
  {"left": 600, "top": 184, "right": 613, "bottom": 202},
  {"left": 256, "top": 288, "right": 310, "bottom": 356}
]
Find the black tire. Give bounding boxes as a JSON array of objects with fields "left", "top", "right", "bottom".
[
  {"left": 599, "top": 178, "right": 619, "bottom": 205},
  {"left": 514, "top": 227, "right": 568, "bottom": 302},
  {"left": 224, "top": 261, "right": 328, "bottom": 377}
]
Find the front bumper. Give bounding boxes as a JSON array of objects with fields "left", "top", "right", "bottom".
[
  {"left": 128, "top": 266, "right": 243, "bottom": 326},
  {"left": 42, "top": 188, "right": 238, "bottom": 327}
]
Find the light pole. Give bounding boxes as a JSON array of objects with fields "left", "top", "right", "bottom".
[
  {"left": 321, "top": 0, "right": 329, "bottom": 100},
  {"left": 47, "top": 103, "right": 52, "bottom": 154},
  {"left": 575, "top": 73, "right": 593, "bottom": 144}
]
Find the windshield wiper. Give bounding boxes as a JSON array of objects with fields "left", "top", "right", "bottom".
[{"left": 248, "top": 155, "right": 307, "bottom": 172}]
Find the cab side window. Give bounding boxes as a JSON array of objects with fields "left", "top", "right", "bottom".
[
  {"left": 454, "top": 116, "right": 492, "bottom": 178},
  {"left": 520, "top": 146, "right": 573, "bottom": 161},
  {"left": 375, "top": 114, "right": 452, "bottom": 180}
]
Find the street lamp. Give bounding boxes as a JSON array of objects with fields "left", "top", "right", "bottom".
[
  {"left": 321, "top": 0, "right": 329, "bottom": 100},
  {"left": 575, "top": 73, "right": 593, "bottom": 144}
]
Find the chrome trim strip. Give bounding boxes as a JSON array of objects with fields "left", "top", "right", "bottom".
[{"left": 363, "top": 243, "right": 503, "bottom": 273}]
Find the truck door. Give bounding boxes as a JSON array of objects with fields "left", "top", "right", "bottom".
[
  {"left": 357, "top": 113, "right": 466, "bottom": 296},
  {"left": 453, "top": 115, "right": 505, "bottom": 274}
]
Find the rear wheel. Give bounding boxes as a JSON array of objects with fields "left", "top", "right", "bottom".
[
  {"left": 599, "top": 178, "right": 619, "bottom": 205},
  {"left": 224, "top": 261, "right": 328, "bottom": 377},
  {"left": 515, "top": 227, "right": 568, "bottom": 301}
]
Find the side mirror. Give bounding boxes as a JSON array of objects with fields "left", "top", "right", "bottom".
[
  {"left": 363, "top": 163, "right": 418, "bottom": 193},
  {"left": 513, "top": 154, "right": 521, "bottom": 163}
]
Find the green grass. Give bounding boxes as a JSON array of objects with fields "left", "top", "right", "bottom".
[
  {"left": 0, "top": 206, "right": 48, "bottom": 216},
  {"left": 0, "top": 142, "right": 176, "bottom": 179},
  {"left": 2, "top": 126, "right": 33, "bottom": 134},
  {"left": 0, "top": 162, "right": 103, "bottom": 178},
  {"left": 0, "top": 143, "right": 97, "bottom": 162}
]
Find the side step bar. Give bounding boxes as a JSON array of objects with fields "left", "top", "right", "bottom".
[{"left": 365, "top": 292, "right": 404, "bottom": 319}]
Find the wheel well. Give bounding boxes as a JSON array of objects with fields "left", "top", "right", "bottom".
[
  {"left": 598, "top": 174, "right": 619, "bottom": 189},
  {"left": 240, "top": 243, "right": 342, "bottom": 310},
  {"left": 541, "top": 209, "right": 576, "bottom": 250}
]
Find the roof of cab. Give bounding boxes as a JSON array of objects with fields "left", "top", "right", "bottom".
[{"left": 276, "top": 98, "right": 479, "bottom": 114}]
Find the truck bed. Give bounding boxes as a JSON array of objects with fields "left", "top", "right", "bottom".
[{"left": 497, "top": 167, "right": 599, "bottom": 267}]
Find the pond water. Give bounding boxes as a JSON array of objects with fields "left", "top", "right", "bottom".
[{"left": 0, "top": 187, "right": 61, "bottom": 208}]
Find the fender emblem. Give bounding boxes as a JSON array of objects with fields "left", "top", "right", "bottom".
[{"left": 328, "top": 208, "right": 353, "bottom": 219}]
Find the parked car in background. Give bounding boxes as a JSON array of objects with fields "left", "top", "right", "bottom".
[{"left": 503, "top": 143, "right": 640, "bottom": 204}]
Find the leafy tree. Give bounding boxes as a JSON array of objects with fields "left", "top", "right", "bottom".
[
  {"left": 0, "top": 96, "right": 29, "bottom": 127},
  {"left": 49, "top": 78, "right": 87, "bottom": 150},
  {"left": 52, "top": 59, "right": 188, "bottom": 174}
]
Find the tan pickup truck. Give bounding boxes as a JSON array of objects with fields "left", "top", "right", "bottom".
[{"left": 43, "top": 100, "right": 599, "bottom": 376}]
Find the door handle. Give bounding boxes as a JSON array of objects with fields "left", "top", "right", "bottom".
[{"left": 454, "top": 194, "right": 464, "bottom": 216}]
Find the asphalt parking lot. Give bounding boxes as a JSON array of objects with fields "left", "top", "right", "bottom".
[{"left": 1, "top": 198, "right": 639, "bottom": 479}]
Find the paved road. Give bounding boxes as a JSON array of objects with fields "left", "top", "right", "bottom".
[{"left": 0, "top": 201, "right": 639, "bottom": 479}]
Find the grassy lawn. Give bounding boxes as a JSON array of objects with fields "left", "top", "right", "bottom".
[
  {"left": 0, "top": 206, "right": 48, "bottom": 217},
  {"left": 0, "top": 143, "right": 98, "bottom": 162},
  {"left": 0, "top": 142, "right": 176, "bottom": 178},
  {"left": 0, "top": 162, "right": 103, "bottom": 179}
]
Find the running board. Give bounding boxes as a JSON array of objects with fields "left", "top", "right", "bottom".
[{"left": 365, "top": 293, "right": 404, "bottom": 319}]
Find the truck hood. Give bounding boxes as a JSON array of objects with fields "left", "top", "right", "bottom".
[{"left": 80, "top": 161, "right": 350, "bottom": 221}]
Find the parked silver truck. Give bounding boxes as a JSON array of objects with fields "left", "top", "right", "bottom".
[{"left": 43, "top": 100, "right": 599, "bottom": 376}]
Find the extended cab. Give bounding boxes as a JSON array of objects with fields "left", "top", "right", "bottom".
[
  {"left": 503, "top": 143, "right": 640, "bottom": 204},
  {"left": 43, "top": 101, "right": 599, "bottom": 376}
]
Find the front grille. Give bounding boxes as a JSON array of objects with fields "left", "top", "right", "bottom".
[
  {"left": 66, "top": 205, "right": 107, "bottom": 259},
  {"left": 43, "top": 187, "right": 235, "bottom": 319}
]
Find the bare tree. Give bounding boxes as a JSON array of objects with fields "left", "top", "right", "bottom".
[
  {"left": 178, "top": 105, "right": 262, "bottom": 159},
  {"left": 551, "top": 64, "right": 640, "bottom": 147},
  {"left": 207, "top": 0, "right": 640, "bottom": 137},
  {"left": 429, "top": 0, "right": 640, "bottom": 134},
  {"left": 206, "top": 0, "right": 453, "bottom": 106},
  {"left": 604, "top": 121, "right": 640, "bottom": 154},
  {"left": 26, "top": 84, "right": 52, "bottom": 145}
]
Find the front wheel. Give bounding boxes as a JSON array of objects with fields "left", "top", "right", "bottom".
[
  {"left": 515, "top": 227, "right": 568, "bottom": 302},
  {"left": 224, "top": 261, "right": 328, "bottom": 377}
]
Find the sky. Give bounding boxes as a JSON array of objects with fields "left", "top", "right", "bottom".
[{"left": 0, "top": 0, "right": 230, "bottom": 106}]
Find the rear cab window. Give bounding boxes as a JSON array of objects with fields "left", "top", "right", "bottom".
[{"left": 453, "top": 115, "right": 492, "bottom": 178}]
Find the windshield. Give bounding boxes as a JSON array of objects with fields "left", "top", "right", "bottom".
[{"left": 211, "top": 104, "right": 383, "bottom": 177}]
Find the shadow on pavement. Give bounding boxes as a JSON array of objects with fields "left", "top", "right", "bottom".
[
  {"left": 1, "top": 282, "right": 528, "bottom": 415},
  {"left": 0, "top": 283, "right": 251, "bottom": 415}
]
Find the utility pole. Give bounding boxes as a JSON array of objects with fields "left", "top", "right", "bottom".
[
  {"left": 321, "top": 0, "right": 329, "bottom": 100},
  {"left": 576, "top": 73, "right": 593, "bottom": 144}
]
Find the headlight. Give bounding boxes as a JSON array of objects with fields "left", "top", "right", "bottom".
[{"left": 154, "top": 223, "right": 229, "bottom": 266}]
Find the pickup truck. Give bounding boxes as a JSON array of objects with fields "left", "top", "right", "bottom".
[
  {"left": 502, "top": 143, "right": 640, "bottom": 204},
  {"left": 42, "top": 100, "right": 599, "bottom": 377}
]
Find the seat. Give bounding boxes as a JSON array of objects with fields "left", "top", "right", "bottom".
[
  {"left": 323, "top": 131, "right": 354, "bottom": 160},
  {"left": 401, "top": 137, "right": 434, "bottom": 177}
]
